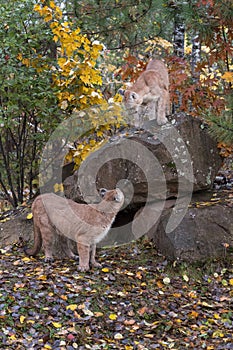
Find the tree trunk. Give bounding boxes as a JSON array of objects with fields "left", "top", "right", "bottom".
[
  {"left": 173, "top": 15, "right": 185, "bottom": 58},
  {"left": 191, "top": 33, "right": 201, "bottom": 81}
]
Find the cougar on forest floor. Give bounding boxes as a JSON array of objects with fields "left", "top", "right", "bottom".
[{"left": 24, "top": 188, "right": 124, "bottom": 271}]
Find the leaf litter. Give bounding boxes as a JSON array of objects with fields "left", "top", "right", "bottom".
[{"left": 0, "top": 240, "right": 232, "bottom": 349}]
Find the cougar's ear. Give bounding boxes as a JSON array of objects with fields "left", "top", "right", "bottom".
[
  {"left": 99, "top": 188, "right": 108, "bottom": 198},
  {"left": 114, "top": 189, "right": 124, "bottom": 202},
  {"left": 118, "top": 88, "right": 125, "bottom": 96}
]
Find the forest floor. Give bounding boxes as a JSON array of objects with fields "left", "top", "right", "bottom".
[{"left": 0, "top": 240, "right": 232, "bottom": 350}]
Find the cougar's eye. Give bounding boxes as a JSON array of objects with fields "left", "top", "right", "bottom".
[{"left": 99, "top": 188, "right": 107, "bottom": 198}]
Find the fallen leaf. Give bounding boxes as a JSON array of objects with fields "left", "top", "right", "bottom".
[
  {"left": 109, "top": 313, "right": 118, "bottom": 320},
  {"left": 101, "top": 267, "right": 109, "bottom": 272},
  {"left": 66, "top": 304, "right": 78, "bottom": 311},
  {"left": 52, "top": 322, "right": 62, "bottom": 328},
  {"left": 20, "top": 315, "right": 26, "bottom": 324},
  {"left": 137, "top": 307, "right": 148, "bottom": 316}
]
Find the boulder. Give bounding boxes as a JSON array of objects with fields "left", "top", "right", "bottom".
[
  {"left": 149, "top": 203, "right": 233, "bottom": 262},
  {"left": 64, "top": 113, "right": 223, "bottom": 206}
]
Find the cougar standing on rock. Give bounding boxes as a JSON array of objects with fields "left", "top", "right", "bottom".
[
  {"left": 122, "top": 59, "right": 170, "bottom": 125},
  {"left": 24, "top": 188, "right": 124, "bottom": 271}
]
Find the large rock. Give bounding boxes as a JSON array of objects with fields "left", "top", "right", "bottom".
[
  {"left": 64, "top": 113, "right": 223, "bottom": 206},
  {"left": 149, "top": 203, "right": 233, "bottom": 262}
]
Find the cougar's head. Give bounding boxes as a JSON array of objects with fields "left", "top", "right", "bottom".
[
  {"left": 123, "top": 90, "right": 142, "bottom": 105},
  {"left": 99, "top": 188, "right": 124, "bottom": 205}
]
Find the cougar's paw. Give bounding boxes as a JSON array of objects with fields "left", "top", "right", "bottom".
[
  {"left": 69, "top": 254, "right": 79, "bottom": 261},
  {"left": 157, "top": 117, "right": 168, "bottom": 126},
  {"left": 91, "top": 261, "right": 102, "bottom": 268},
  {"left": 78, "top": 264, "right": 90, "bottom": 272}
]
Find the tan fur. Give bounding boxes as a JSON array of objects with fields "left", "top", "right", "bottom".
[
  {"left": 123, "top": 59, "right": 170, "bottom": 125},
  {"left": 25, "top": 188, "right": 124, "bottom": 271}
]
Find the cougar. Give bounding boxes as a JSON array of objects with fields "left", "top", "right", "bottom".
[
  {"left": 123, "top": 59, "right": 170, "bottom": 125},
  {"left": 25, "top": 188, "right": 124, "bottom": 271}
]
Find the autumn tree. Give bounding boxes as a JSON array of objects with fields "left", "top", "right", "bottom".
[
  {"left": 0, "top": 0, "right": 62, "bottom": 207},
  {"left": 113, "top": 0, "right": 232, "bottom": 145},
  {"left": 0, "top": 0, "right": 116, "bottom": 206}
]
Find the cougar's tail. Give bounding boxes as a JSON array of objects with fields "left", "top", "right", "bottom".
[{"left": 24, "top": 223, "right": 42, "bottom": 257}]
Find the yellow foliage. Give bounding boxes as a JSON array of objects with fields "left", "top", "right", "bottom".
[
  {"left": 221, "top": 71, "right": 233, "bottom": 84},
  {"left": 32, "top": 1, "right": 105, "bottom": 112},
  {"left": 26, "top": 213, "right": 33, "bottom": 220},
  {"left": 30, "top": 2, "right": 125, "bottom": 170}
]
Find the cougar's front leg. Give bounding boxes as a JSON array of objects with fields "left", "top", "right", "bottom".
[
  {"left": 77, "top": 243, "right": 90, "bottom": 271},
  {"left": 165, "top": 89, "right": 170, "bottom": 116},
  {"left": 90, "top": 244, "right": 101, "bottom": 268},
  {"left": 157, "top": 96, "right": 168, "bottom": 125}
]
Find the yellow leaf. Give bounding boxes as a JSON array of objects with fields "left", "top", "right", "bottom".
[
  {"left": 109, "top": 313, "right": 118, "bottom": 320},
  {"left": 9, "top": 334, "right": 17, "bottom": 340},
  {"left": 37, "top": 275, "right": 47, "bottom": 281},
  {"left": 136, "top": 271, "right": 142, "bottom": 279},
  {"left": 156, "top": 280, "right": 163, "bottom": 288},
  {"left": 173, "top": 293, "right": 181, "bottom": 298},
  {"left": 52, "top": 322, "right": 62, "bottom": 328},
  {"left": 20, "top": 315, "right": 26, "bottom": 324},
  {"left": 0, "top": 218, "right": 10, "bottom": 223},
  {"left": 33, "top": 4, "right": 41, "bottom": 12},
  {"left": 97, "top": 130, "right": 103, "bottom": 137},
  {"left": 22, "top": 257, "right": 31, "bottom": 263},
  {"left": 229, "top": 278, "right": 233, "bottom": 286},
  {"left": 89, "top": 139, "right": 96, "bottom": 147},
  {"left": 27, "top": 320, "right": 35, "bottom": 324},
  {"left": 27, "top": 213, "right": 33, "bottom": 220},
  {"left": 189, "top": 310, "right": 199, "bottom": 318},
  {"left": 221, "top": 71, "right": 233, "bottom": 83},
  {"left": 17, "top": 53, "right": 23, "bottom": 61},
  {"left": 212, "top": 330, "right": 225, "bottom": 338},
  {"left": 49, "top": 1, "right": 56, "bottom": 9},
  {"left": 66, "top": 304, "right": 78, "bottom": 311},
  {"left": 101, "top": 267, "right": 109, "bottom": 273}
]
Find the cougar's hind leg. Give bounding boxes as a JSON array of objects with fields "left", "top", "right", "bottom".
[{"left": 41, "top": 224, "right": 55, "bottom": 262}]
